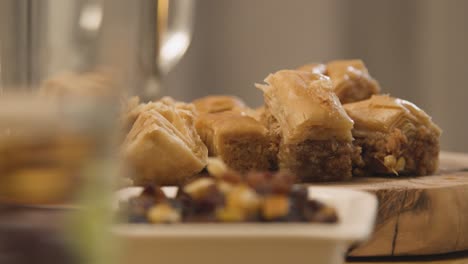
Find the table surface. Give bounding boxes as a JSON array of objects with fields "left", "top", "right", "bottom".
[
  {"left": 346, "top": 251, "right": 468, "bottom": 264},
  {"left": 2, "top": 206, "right": 468, "bottom": 264}
]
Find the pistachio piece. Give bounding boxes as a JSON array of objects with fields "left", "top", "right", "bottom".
[
  {"left": 383, "top": 155, "right": 396, "bottom": 170},
  {"left": 147, "top": 203, "right": 181, "bottom": 223},
  {"left": 396, "top": 157, "right": 406, "bottom": 171},
  {"left": 183, "top": 178, "right": 216, "bottom": 199}
]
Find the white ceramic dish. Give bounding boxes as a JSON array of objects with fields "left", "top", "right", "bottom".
[{"left": 114, "top": 186, "right": 377, "bottom": 264}]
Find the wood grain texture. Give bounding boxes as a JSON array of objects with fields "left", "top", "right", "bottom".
[
  {"left": 346, "top": 250, "right": 468, "bottom": 264},
  {"left": 347, "top": 258, "right": 468, "bottom": 264},
  {"left": 313, "top": 152, "right": 468, "bottom": 257}
]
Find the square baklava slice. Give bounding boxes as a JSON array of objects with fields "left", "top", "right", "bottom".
[
  {"left": 257, "top": 70, "right": 360, "bottom": 181},
  {"left": 344, "top": 95, "right": 441, "bottom": 176},
  {"left": 195, "top": 111, "right": 276, "bottom": 172}
]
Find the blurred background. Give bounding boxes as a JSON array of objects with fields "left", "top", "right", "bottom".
[
  {"left": 164, "top": 0, "right": 468, "bottom": 152},
  {"left": 1, "top": 0, "right": 467, "bottom": 152},
  {"left": 0, "top": 1, "right": 467, "bottom": 263}
]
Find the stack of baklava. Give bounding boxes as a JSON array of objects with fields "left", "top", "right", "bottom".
[{"left": 122, "top": 59, "right": 441, "bottom": 185}]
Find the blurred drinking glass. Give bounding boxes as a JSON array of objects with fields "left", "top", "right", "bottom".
[
  {"left": 0, "top": 92, "right": 119, "bottom": 264},
  {"left": 0, "top": 1, "right": 195, "bottom": 263},
  {"left": 1, "top": 0, "right": 195, "bottom": 99}
]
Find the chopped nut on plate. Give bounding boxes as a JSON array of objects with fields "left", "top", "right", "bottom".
[
  {"left": 183, "top": 178, "right": 216, "bottom": 199},
  {"left": 215, "top": 207, "right": 245, "bottom": 222},
  {"left": 261, "top": 195, "right": 289, "bottom": 220},
  {"left": 225, "top": 185, "right": 260, "bottom": 214},
  {"left": 147, "top": 203, "right": 181, "bottom": 223},
  {"left": 206, "top": 157, "right": 229, "bottom": 178},
  {"left": 119, "top": 171, "right": 339, "bottom": 224}
]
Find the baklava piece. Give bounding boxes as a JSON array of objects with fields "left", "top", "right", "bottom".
[
  {"left": 344, "top": 95, "right": 441, "bottom": 176},
  {"left": 256, "top": 70, "right": 359, "bottom": 181},
  {"left": 192, "top": 95, "right": 246, "bottom": 114},
  {"left": 297, "top": 60, "right": 381, "bottom": 104},
  {"left": 326, "top": 59, "right": 381, "bottom": 104},
  {"left": 258, "top": 106, "right": 281, "bottom": 169},
  {"left": 192, "top": 94, "right": 261, "bottom": 121},
  {"left": 195, "top": 111, "right": 276, "bottom": 172},
  {"left": 123, "top": 97, "right": 208, "bottom": 186}
]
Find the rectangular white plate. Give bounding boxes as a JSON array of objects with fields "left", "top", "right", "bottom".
[{"left": 114, "top": 186, "right": 377, "bottom": 264}]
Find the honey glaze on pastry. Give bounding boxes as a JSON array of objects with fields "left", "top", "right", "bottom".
[
  {"left": 257, "top": 70, "right": 353, "bottom": 143},
  {"left": 326, "top": 59, "right": 381, "bottom": 104},
  {"left": 256, "top": 70, "right": 360, "bottom": 181},
  {"left": 123, "top": 97, "right": 208, "bottom": 186},
  {"left": 192, "top": 95, "right": 246, "bottom": 114},
  {"left": 297, "top": 60, "right": 381, "bottom": 104},
  {"left": 344, "top": 95, "right": 441, "bottom": 176},
  {"left": 192, "top": 95, "right": 261, "bottom": 121}
]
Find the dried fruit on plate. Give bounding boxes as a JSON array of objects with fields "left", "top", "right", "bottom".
[{"left": 119, "top": 170, "right": 339, "bottom": 224}]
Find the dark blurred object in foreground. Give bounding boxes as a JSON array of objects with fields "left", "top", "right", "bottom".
[{"left": 0, "top": 206, "right": 77, "bottom": 264}]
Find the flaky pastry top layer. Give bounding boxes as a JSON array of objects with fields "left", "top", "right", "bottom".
[{"left": 256, "top": 70, "right": 354, "bottom": 143}]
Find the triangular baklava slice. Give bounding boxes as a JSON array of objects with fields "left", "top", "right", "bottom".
[{"left": 123, "top": 97, "right": 208, "bottom": 185}]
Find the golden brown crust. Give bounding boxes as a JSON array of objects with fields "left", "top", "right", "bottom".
[
  {"left": 344, "top": 95, "right": 442, "bottom": 135},
  {"left": 256, "top": 70, "right": 354, "bottom": 143},
  {"left": 195, "top": 111, "right": 275, "bottom": 172},
  {"left": 345, "top": 95, "right": 441, "bottom": 176},
  {"left": 192, "top": 95, "right": 246, "bottom": 114},
  {"left": 326, "top": 59, "right": 381, "bottom": 104},
  {"left": 247, "top": 106, "right": 265, "bottom": 122},
  {"left": 257, "top": 70, "right": 356, "bottom": 181},
  {"left": 123, "top": 97, "right": 208, "bottom": 186}
]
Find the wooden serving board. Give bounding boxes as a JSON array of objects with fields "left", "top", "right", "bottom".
[{"left": 314, "top": 152, "right": 468, "bottom": 257}]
